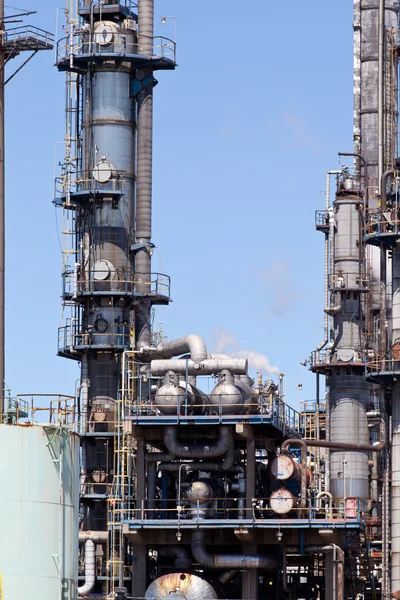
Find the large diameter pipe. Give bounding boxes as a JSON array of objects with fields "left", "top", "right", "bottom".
[
  {"left": 138, "top": 0, "right": 154, "bottom": 55},
  {"left": 353, "top": 0, "right": 361, "bottom": 178},
  {"left": 79, "top": 531, "right": 108, "bottom": 543},
  {"left": 151, "top": 358, "right": 248, "bottom": 376},
  {"left": 191, "top": 530, "right": 277, "bottom": 570},
  {"left": 378, "top": 0, "right": 385, "bottom": 185},
  {"left": 78, "top": 539, "right": 95, "bottom": 597},
  {"left": 135, "top": 0, "right": 155, "bottom": 348},
  {"left": 164, "top": 425, "right": 233, "bottom": 458},
  {"left": 154, "top": 335, "right": 208, "bottom": 362}
]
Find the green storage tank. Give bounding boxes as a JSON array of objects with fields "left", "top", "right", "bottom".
[{"left": 0, "top": 423, "right": 79, "bottom": 599}]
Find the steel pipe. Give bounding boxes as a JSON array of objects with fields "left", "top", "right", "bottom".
[
  {"left": 78, "top": 539, "right": 95, "bottom": 597},
  {"left": 154, "top": 335, "right": 208, "bottom": 362},
  {"left": 281, "top": 439, "right": 308, "bottom": 510},
  {"left": 191, "top": 529, "right": 277, "bottom": 570},
  {"left": 151, "top": 358, "right": 248, "bottom": 376},
  {"left": 164, "top": 425, "right": 233, "bottom": 459}
]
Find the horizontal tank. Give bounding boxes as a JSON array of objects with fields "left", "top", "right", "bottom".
[{"left": 0, "top": 424, "right": 79, "bottom": 600}]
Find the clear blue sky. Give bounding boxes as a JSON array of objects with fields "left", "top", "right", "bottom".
[{"left": 4, "top": 0, "right": 354, "bottom": 409}]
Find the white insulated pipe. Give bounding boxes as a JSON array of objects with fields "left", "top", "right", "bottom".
[
  {"left": 154, "top": 335, "right": 208, "bottom": 362},
  {"left": 317, "top": 171, "right": 340, "bottom": 356},
  {"left": 78, "top": 539, "right": 95, "bottom": 597},
  {"left": 151, "top": 358, "right": 248, "bottom": 376}
]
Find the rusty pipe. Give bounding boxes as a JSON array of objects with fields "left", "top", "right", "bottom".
[{"left": 281, "top": 439, "right": 307, "bottom": 510}]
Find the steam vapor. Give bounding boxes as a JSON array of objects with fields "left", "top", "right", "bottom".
[{"left": 212, "top": 328, "right": 280, "bottom": 377}]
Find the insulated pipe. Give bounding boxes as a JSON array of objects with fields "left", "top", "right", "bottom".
[
  {"left": 135, "top": 0, "right": 154, "bottom": 349},
  {"left": 138, "top": 0, "right": 154, "bottom": 55},
  {"left": 285, "top": 420, "right": 385, "bottom": 453},
  {"left": 378, "top": 0, "right": 385, "bottom": 185},
  {"left": 191, "top": 529, "right": 277, "bottom": 570},
  {"left": 164, "top": 425, "right": 232, "bottom": 458},
  {"left": 281, "top": 440, "right": 308, "bottom": 511},
  {"left": 317, "top": 171, "right": 341, "bottom": 357},
  {"left": 81, "top": 355, "right": 89, "bottom": 432},
  {"left": 151, "top": 358, "right": 248, "bottom": 376},
  {"left": 381, "top": 169, "right": 395, "bottom": 206},
  {"left": 79, "top": 531, "right": 108, "bottom": 543},
  {"left": 316, "top": 491, "right": 333, "bottom": 517},
  {"left": 154, "top": 335, "right": 208, "bottom": 362},
  {"left": 158, "top": 446, "right": 241, "bottom": 473},
  {"left": 354, "top": 0, "right": 361, "bottom": 179},
  {"left": 78, "top": 539, "right": 95, "bottom": 597}
]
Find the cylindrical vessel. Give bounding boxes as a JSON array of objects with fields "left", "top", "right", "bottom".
[
  {"left": 210, "top": 370, "right": 244, "bottom": 415},
  {"left": 270, "top": 455, "right": 312, "bottom": 485},
  {"left": 0, "top": 424, "right": 79, "bottom": 599},
  {"left": 270, "top": 488, "right": 296, "bottom": 515}
]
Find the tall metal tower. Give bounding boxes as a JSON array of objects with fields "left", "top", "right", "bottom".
[{"left": 55, "top": 0, "right": 175, "bottom": 594}]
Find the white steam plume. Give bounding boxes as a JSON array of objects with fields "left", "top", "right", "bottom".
[{"left": 212, "top": 328, "right": 280, "bottom": 377}]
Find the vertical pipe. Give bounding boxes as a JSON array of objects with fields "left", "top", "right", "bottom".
[
  {"left": 135, "top": 0, "right": 154, "bottom": 349},
  {"left": 0, "top": 0, "right": 5, "bottom": 416},
  {"left": 378, "top": 0, "right": 385, "bottom": 186},
  {"left": 353, "top": 0, "right": 361, "bottom": 179}
]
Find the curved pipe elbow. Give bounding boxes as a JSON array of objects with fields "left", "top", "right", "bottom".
[
  {"left": 156, "top": 334, "right": 208, "bottom": 362},
  {"left": 164, "top": 425, "right": 233, "bottom": 459},
  {"left": 78, "top": 539, "right": 95, "bottom": 597}
]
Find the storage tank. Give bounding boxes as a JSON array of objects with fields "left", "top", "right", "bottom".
[{"left": 0, "top": 423, "right": 79, "bottom": 599}]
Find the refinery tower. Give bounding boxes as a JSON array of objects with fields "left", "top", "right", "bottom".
[{"left": 1, "top": 1, "right": 400, "bottom": 600}]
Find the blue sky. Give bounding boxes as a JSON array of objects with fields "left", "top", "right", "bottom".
[{"left": 4, "top": 0, "right": 354, "bottom": 409}]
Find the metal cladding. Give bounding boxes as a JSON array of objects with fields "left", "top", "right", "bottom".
[
  {"left": 359, "top": 0, "right": 398, "bottom": 186},
  {"left": 326, "top": 188, "right": 370, "bottom": 501},
  {"left": 144, "top": 573, "right": 218, "bottom": 600},
  {"left": 0, "top": 424, "right": 79, "bottom": 599},
  {"left": 151, "top": 358, "right": 248, "bottom": 376},
  {"left": 330, "top": 399, "right": 370, "bottom": 499}
]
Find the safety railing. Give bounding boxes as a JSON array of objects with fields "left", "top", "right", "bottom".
[
  {"left": 56, "top": 33, "right": 176, "bottom": 64},
  {"left": 2, "top": 26, "right": 54, "bottom": 49},
  {"left": 365, "top": 208, "right": 400, "bottom": 236},
  {"left": 2, "top": 394, "right": 75, "bottom": 426},
  {"left": 315, "top": 209, "right": 329, "bottom": 231},
  {"left": 309, "top": 350, "right": 329, "bottom": 368},
  {"left": 300, "top": 400, "right": 326, "bottom": 413},
  {"left": 58, "top": 319, "right": 132, "bottom": 354},
  {"left": 62, "top": 269, "right": 171, "bottom": 299},
  {"left": 366, "top": 356, "right": 400, "bottom": 373},
  {"left": 79, "top": 0, "right": 138, "bottom": 9},
  {"left": 328, "top": 271, "right": 369, "bottom": 290},
  {"left": 123, "top": 393, "right": 301, "bottom": 432},
  {"left": 110, "top": 497, "right": 367, "bottom": 524},
  {"left": 54, "top": 170, "right": 126, "bottom": 200},
  {"left": 81, "top": 476, "right": 114, "bottom": 496}
]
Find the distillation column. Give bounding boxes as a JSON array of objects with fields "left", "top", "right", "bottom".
[
  {"left": 328, "top": 183, "right": 370, "bottom": 500},
  {"left": 55, "top": 2, "right": 175, "bottom": 593}
]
